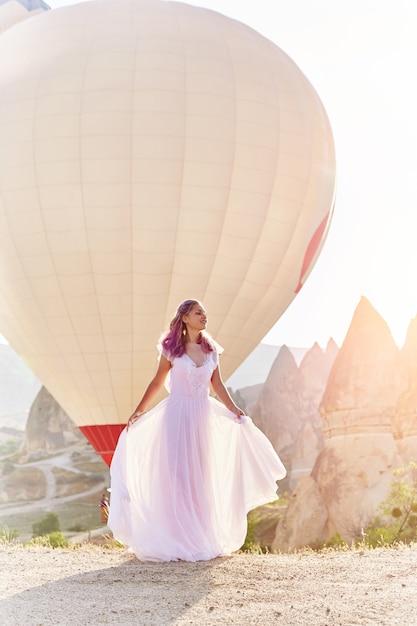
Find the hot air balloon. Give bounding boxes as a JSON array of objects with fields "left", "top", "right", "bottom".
[
  {"left": 0, "top": 0, "right": 336, "bottom": 465},
  {"left": 0, "top": 0, "right": 49, "bottom": 35}
]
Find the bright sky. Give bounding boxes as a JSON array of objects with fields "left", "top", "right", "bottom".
[
  {"left": 184, "top": 0, "right": 417, "bottom": 350},
  {"left": 2, "top": 0, "right": 417, "bottom": 350}
]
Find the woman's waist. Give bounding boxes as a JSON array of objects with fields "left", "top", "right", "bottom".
[{"left": 168, "top": 392, "right": 210, "bottom": 399}]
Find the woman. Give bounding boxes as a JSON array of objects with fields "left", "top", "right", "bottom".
[{"left": 108, "top": 299, "right": 286, "bottom": 562}]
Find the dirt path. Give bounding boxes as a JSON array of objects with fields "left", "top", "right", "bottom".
[
  {"left": 0, "top": 477, "right": 108, "bottom": 517},
  {"left": 1, "top": 544, "right": 417, "bottom": 625},
  {"left": 0, "top": 446, "right": 108, "bottom": 517}
]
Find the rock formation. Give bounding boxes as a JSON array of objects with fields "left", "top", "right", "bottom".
[
  {"left": 291, "top": 339, "right": 339, "bottom": 485},
  {"left": 251, "top": 341, "right": 338, "bottom": 489},
  {"left": 321, "top": 296, "right": 404, "bottom": 437},
  {"left": 272, "top": 476, "right": 328, "bottom": 550},
  {"left": 395, "top": 315, "right": 417, "bottom": 462},
  {"left": 251, "top": 346, "right": 300, "bottom": 487},
  {"left": 230, "top": 383, "right": 263, "bottom": 416},
  {"left": 22, "top": 386, "right": 84, "bottom": 460},
  {"left": 272, "top": 297, "right": 408, "bottom": 552}
]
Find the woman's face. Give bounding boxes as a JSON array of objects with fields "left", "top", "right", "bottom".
[{"left": 183, "top": 303, "right": 207, "bottom": 331}]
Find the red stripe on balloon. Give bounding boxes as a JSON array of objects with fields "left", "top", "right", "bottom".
[
  {"left": 79, "top": 424, "right": 125, "bottom": 467},
  {"left": 295, "top": 212, "right": 330, "bottom": 293}
]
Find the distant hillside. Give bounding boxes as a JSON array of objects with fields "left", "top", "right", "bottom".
[
  {"left": 0, "top": 344, "right": 41, "bottom": 430},
  {"left": 0, "top": 341, "right": 308, "bottom": 430}
]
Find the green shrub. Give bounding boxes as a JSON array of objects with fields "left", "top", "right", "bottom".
[
  {"left": 0, "top": 438, "right": 20, "bottom": 458},
  {"left": 27, "top": 531, "right": 68, "bottom": 548},
  {"left": 377, "top": 461, "right": 417, "bottom": 544},
  {"left": 362, "top": 461, "right": 417, "bottom": 547},
  {"left": 0, "top": 523, "right": 19, "bottom": 544},
  {"left": 26, "top": 535, "right": 51, "bottom": 547},
  {"left": 309, "top": 531, "right": 349, "bottom": 552},
  {"left": 32, "top": 512, "right": 61, "bottom": 537},
  {"left": 325, "top": 531, "right": 347, "bottom": 548},
  {"left": 47, "top": 531, "right": 69, "bottom": 548},
  {"left": 241, "top": 510, "right": 266, "bottom": 553}
]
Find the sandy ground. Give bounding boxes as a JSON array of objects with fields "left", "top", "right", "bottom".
[{"left": 1, "top": 544, "right": 417, "bottom": 626}]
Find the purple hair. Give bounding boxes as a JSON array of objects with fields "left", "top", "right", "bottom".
[{"left": 161, "top": 299, "right": 214, "bottom": 359}]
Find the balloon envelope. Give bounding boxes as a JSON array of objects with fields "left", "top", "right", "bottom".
[
  {"left": 0, "top": 0, "right": 48, "bottom": 35},
  {"left": 0, "top": 0, "right": 335, "bottom": 465}
]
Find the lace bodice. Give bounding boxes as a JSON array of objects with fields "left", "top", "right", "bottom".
[{"left": 165, "top": 351, "right": 218, "bottom": 398}]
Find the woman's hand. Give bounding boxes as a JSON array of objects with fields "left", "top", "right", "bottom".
[
  {"left": 211, "top": 364, "right": 246, "bottom": 422},
  {"left": 125, "top": 356, "right": 170, "bottom": 432},
  {"left": 231, "top": 405, "right": 245, "bottom": 422},
  {"left": 126, "top": 411, "right": 145, "bottom": 431}
]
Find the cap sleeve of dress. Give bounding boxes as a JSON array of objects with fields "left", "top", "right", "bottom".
[
  {"left": 157, "top": 343, "right": 173, "bottom": 364},
  {"left": 209, "top": 339, "right": 223, "bottom": 369},
  {"left": 211, "top": 339, "right": 224, "bottom": 355}
]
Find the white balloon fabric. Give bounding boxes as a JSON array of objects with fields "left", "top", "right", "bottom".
[
  {"left": 0, "top": 0, "right": 336, "bottom": 465},
  {"left": 0, "top": 0, "right": 49, "bottom": 35}
]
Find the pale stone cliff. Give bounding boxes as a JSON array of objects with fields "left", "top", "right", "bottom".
[
  {"left": 251, "top": 341, "right": 338, "bottom": 489},
  {"left": 252, "top": 345, "right": 300, "bottom": 461},
  {"left": 395, "top": 315, "right": 417, "bottom": 462},
  {"left": 321, "top": 296, "right": 403, "bottom": 438},
  {"left": 272, "top": 297, "right": 412, "bottom": 552},
  {"left": 291, "top": 339, "right": 339, "bottom": 485},
  {"left": 22, "top": 386, "right": 83, "bottom": 460}
]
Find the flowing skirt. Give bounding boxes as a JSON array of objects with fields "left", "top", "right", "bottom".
[{"left": 108, "top": 396, "right": 286, "bottom": 562}]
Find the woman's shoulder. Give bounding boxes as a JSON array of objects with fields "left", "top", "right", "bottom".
[
  {"left": 209, "top": 338, "right": 224, "bottom": 355},
  {"left": 158, "top": 345, "right": 174, "bottom": 363}
]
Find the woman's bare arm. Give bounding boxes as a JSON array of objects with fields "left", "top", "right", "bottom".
[
  {"left": 211, "top": 362, "right": 244, "bottom": 420},
  {"left": 127, "top": 355, "right": 171, "bottom": 429}
]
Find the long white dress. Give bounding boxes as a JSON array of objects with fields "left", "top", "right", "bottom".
[{"left": 108, "top": 348, "right": 286, "bottom": 562}]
